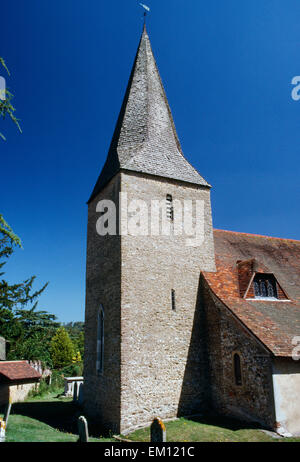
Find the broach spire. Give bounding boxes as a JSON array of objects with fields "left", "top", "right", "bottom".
[{"left": 89, "top": 27, "right": 209, "bottom": 202}]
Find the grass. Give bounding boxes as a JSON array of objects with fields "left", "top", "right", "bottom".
[
  {"left": 2, "top": 392, "right": 300, "bottom": 443},
  {"left": 0, "top": 391, "right": 114, "bottom": 443},
  {"left": 125, "top": 415, "right": 300, "bottom": 443}
]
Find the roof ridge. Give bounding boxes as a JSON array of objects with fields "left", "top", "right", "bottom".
[{"left": 214, "top": 228, "right": 300, "bottom": 243}]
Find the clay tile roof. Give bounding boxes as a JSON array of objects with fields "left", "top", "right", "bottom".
[
  {"left": 202, "top": 229, "right": 300, "bottom": 357},
  {"left": 0, "top": 361, "right": 41, "bottom": 382}
]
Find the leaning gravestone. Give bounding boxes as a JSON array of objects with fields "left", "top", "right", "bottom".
[
  {"left": 78, "top": 416, "right": 89, "bottom": 443},
  {"left": 151, "top": 418, "right": 167, "bottom": 443}
]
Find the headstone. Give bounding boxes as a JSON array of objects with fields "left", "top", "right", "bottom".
[
  {"left": 0, "top": 419, "right": 6, "bottom": 443},
  {"left": 73, "top": 382, "right": 78, "bottom": 402},
  {"left": 150, "top": 417, "right": 166, "bottom": 442},
  {"left": 78, "top": 383, "right": 84, "bottom": 405},
  {"left": 78, "top": 416, "right": 89, "bottom": 443}
]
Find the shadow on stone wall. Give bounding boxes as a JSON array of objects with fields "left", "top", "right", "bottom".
[{"left": 177, "top": 276, "right": 211, "bottom": 417}]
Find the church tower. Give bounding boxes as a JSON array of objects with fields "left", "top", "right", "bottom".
[{"left": 83, "top": 26, "right": 216, "bottom": 434}]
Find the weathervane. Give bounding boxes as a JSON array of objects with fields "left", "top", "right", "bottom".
[{"left": 139, "top": 3, "right": 150, "bottom": 26}]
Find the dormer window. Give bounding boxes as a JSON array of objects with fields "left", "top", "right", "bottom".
[{"left": 253, "top": 274, "right": 278, "bottom": 299}]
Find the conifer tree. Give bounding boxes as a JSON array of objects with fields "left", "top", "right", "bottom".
[
  {"left": 0, "top": 215, "right": 56, "bottom": 364},
  {"left": 50, "top": 327, "right": 75, "bottom": 369},
  {"left": 0, "top": 58, "right": 21, "bottom": 140}
]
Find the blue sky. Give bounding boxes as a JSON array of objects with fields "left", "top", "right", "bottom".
[{"left": 1, "top": 0, "right": 299, "bottom": 323}]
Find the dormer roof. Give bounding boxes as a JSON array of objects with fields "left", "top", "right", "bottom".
[{"left": 202, "top": 229, "right": 300, "bottom": 357}]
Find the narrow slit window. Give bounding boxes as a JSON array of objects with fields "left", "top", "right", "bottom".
[
  {"left": 166, "top": 194, "right": 174, "bottom": 221},
  {"left": 171, "top": 289, "right": 176, "bottom": 311},
  {"left": 234, "top": 353, "right": 242, "bottom": 386},
  {"left": 96, "top": 305, "right": 104, "bottom": 375}
]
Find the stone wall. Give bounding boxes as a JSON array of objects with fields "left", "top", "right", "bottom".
[
  {"left": 119, "top": 172, "right": 215, "bottom": 433},
  {"left": 202, "top": 277, "right": 275, "bottom": 429},
  {"left": 83, "top": 174, "right": 122, "bottom": 433},
  {"left": 83, "top": 170, "right": 216, "bottom": 434},
  {"left": 0, "top": 382, "right": 38, "bottom": 406}
]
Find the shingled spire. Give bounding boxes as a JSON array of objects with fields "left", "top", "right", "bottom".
[{"left": 89, "top": 26, "right": 209, "bottom": 202}]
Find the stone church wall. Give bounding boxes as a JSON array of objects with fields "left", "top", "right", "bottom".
[
  {"left": 83, "top": 174, "right": 122, "bottom": 433},
  {"left": 83, "top": 169, "right": 216, "bottom": 434},
  {"left": 202, "top": 277, "right": 275, "bottom": 429},
  {"left": 119, "top": 172, "right": 216, "bottom": 433}
]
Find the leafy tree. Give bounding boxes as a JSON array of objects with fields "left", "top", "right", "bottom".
[
  {"left": 64, "top": 322, "right": 84, "bottom": 359},
  {"left": 72, "top": 351, "right": 82, "bottom": 363},
  {"left": 8, "top": 304, "right": 59, "bottom": 365},
  {"left": 0, "top": 58, "right": 21, "bottom": 140},
  {"left": 50, "top": 327, "right": 75, "bottom": 369}
]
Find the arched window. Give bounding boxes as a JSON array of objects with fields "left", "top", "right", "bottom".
[
  {"left": 233, "top": 353, "right": 242, "bottom": 386},
  {"left": 96, "top": 305, "right": 104, "bottom": 375}
]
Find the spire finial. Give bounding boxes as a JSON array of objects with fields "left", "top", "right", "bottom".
[{"left": 139, "top": 3, "right": 150, "bottom": 28}]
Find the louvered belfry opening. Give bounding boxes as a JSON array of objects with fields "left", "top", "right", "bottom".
[{"left": 166, "top": 194, "right": 174, "bottom": 221}]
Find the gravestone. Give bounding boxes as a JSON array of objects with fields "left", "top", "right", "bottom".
[
  {"left": 78, "top": 383, "right": 84, "bottom": 405},
  {"left": 150, "top": 418, "right": 166, "bottom": 442},
  {"left": 73, "top": 382, "right": 78, "bottom": 402},
  {"left": 78, "top": 416, "right": 89, "bottom": 443},
  {"left": 0, "top": 419, "right": 6, "bottom": 443}
]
